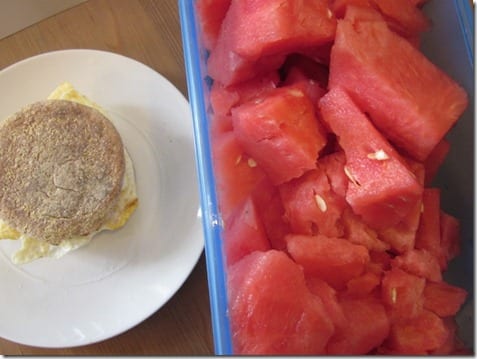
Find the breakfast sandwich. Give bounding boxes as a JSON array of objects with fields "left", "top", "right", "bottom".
[{"left": 0, "top": 82, "right": 138, "bottom": 264}]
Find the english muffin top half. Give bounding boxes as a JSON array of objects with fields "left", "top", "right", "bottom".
[{"left": 0, "top": 99, "right": 125, "bottom": 245}]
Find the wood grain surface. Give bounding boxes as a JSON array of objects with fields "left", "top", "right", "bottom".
[{"left": 0, "top": 0, "right": 214, "bottom": 355}]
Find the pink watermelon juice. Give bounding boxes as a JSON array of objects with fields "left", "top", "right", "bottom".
[{"left": 179, "top": 0, "right": 474, "bottom": 355}]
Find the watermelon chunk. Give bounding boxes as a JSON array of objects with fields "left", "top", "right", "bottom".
[
  {"left": 430, "top": 317, "right": 468, "bottom": 355},
  {"left": 327, "top": 295, "right": 390, "bottom": 354},
  {"left": 318, "top": 150, "right": 348, "bottom": 197},
  {"left": 377, "top": 160, "right": 424, "bottom": 253},
  {"left": 368, "top": 0, "right": 430, "bottom": 38},
  {"left": 329, "top": 6, "right": 468, "bottom": 161},
  {"left": 368, "top": 250, "right": 392, "bottom": 275},
  {"left": 286, "top": 233, "right": 369, "bottom": 289},
  {"left": 344, "top": 271, "right": 381, "bottom": 298},
  {"left": 232, "top": 86, "right": 327, "bottom": 185},
  {"left": 331, "top": 0, "right": 374, "bottom": 19},
  {"left": 211, "top": 131, "right": 266, "bottom": 218},
  {"left": 415, "top": 188, "right": 446, "bottom": 269},
  {"left": 195, "top": 0, "right": 231, "bottom": 50},
  {"left": 207, "top": 1, "right": 286, "bottom": 86},
  {"left": 423, "top": 139, "right": 451, "bottom": 185},
  {"left": 282, "top": 77, "right": 327, "bottom": 107},
  {"left": 208, "top": 46, "right": 285, "bottom": 87},
  {"left": 341, "top": 208, "right": 389, "bottom": 252},
  {"left": 423, "top": 281, "right": 468, "bottom": 318},
  {"left": 440, "top": 211, "right": 461, "bottom": 264},
  {"left": 279, "top": 164, "right": 347, "bottom": 238},
  {"left": 227, "top": 250, "right": 334, "bottom": 354},
  {"left": 222, "top": 196, "right": 271, "bottom": 266},
  {"left": 251, "top": 177, "right": 290, "bottom": 250},
  {"left": 385, "top": 309, "right": 450, "bottom": 354},
  {"left": 210, "top": 71, "right": 279, "bottom": 116},
  {"left": 209, "top": 113, "right": 233, "bottom": 135},
  {"left": 391, "top": 248, "right": 442, "bottom": 282},
  {"left": 228, "top": 0, "right": 336, "bottom": 60},
  {"left": 381, "top": 267, "right": 425, "bottom": 321},
  {"left": 332, "top": 0, "right": 430, "bottom": 40},
  {"left": 319, "top": 87, "right": 423, "bottom": 229},
  {"left": 281, "top": 53, "right": 329, "bottom": 89},
  {"left": 306, "top": 276, "right": 347, "bottom": 329}
]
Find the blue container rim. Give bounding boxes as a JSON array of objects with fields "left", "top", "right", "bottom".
[
  {"left": 454, "top": 0, "right": 474, "bottom": 69},
  {"left": 178, "top": 0, "right": 233, "bottom": 355}
]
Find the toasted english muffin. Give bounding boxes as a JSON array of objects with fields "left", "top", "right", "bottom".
[{"left": 0, "top": 99, "right": 125, "bottom": 245}]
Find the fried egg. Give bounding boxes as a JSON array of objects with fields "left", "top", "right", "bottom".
[{"left": 0, "top": 82, "right": 138, "bottom": 264}]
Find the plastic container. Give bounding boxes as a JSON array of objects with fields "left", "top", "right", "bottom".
[{"left": 179, "top": 0, "right": 474, "bottom": 354}]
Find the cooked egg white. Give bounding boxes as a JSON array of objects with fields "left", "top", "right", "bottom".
[{"left": 0, "top": 82, "right": 138, "bottom": 264}]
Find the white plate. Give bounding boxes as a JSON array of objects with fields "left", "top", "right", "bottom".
[{"left": 0, "top": 49, "right": 204, "bottom": 348}]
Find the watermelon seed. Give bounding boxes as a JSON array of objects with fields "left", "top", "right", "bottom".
[
  {"left": 327, "top": 8, "right": 333, "bottom": 19},
  {"left": 367, "top": 149, "right": 389, "bottom": 160},
  {"left": 391, "top": 287, "right": 397, "bottom": 304},
  {"left": 288, "top": 89, "right": 304, "bottom": 97},
  {"left": 314, "top": 194, "right": 327, "bottom": 212},
  {"left": 235, "top": 155, "right": 242, "bottom": 165},
  {"left": 344, "top": 166, "right": 361, "bottom": 186},
  {"left": 247, "top": 158, "right": 258, "bottom": 167}
]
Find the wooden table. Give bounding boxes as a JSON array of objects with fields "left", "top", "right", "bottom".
[{"left": 0, "top": 0, "right": 214, "bottom": 355}]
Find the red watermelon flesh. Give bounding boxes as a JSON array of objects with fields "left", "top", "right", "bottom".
[
  {"left": 334, "top": 3, "right": 425, "bottom": 46},
  {"left": 327, "top": 295, "right": 390, "bottom": 354},
  {"left": 391, "top": 249, "right": 442, "bottom": 282},
  {"left": 211, "top": 131, "right": 266, "bottom": 219},
  {"left": 331, "top": 0, "right": 373, "bottom": 19},
  {"left": 209, "top": 113, "right": 233, "bottom": 136},
  {"left": 430, "top": 318, "right": 466, "bottom": 355},
  {"left": 415, "top": 188, "right": 446, "bottom": 269},
  {"left": 229, "top": 0, "right": 336, "bottom": 60},
  {"left": 251, "top": 177, "right": 290, "bottom": 250},
  {"left": 279, "top": 166, "right": 347, "bottom": 238},
  {"left": 440, "top": 211, "right": 461, "bottom": 264},
  {"left": 232, "top": 86, "right": 327, "bottom": 185},
  {"left": 377, "top": 160, "right": 424, "bottom": 253},
  {"left": 209, "top": 71, "right": 279, "bottom": 116},
  {"left": 306, "top": 276, "right": 347, "bottom": 329},
  {"left": 367, "top": 250, "right": 393, "bottom": 277},
  {"left": 286, "top": 234, "right": 369, "bottom": 289},
  {"left": 207, "top": 1, "right": 286, "bottom": 87},
  {"left": 344, "top": 271, "right": 381, "bottom": 298},
  {"left": 222, "top": 196, "right": 271, "bottom": 266},
  {"left": 227, "top": 250, "right": 334, "bottom": 354},
  {"left": 195, "top": 0, "right": 231, "bottom": 50},
  {"left": 208, "top": 45, "right": 285, "bottom": 87},
  {"left": 341, "top": 208, "right": 389, "bottom": 252},
  {"left": 329, "top": 6, "right": 468, "bottom": 161},
  {"left": 282, "top": 76, "right": 327, "bottom": 107},
  {"left": 319, "top": 87, "right": 423, "bottom": 230},
  {"left": 424, "top": 139, "right": 451, "bottom": 186},
  {"left": 317, "top": 150, "right": 348, "bottom": 198},
  {"left": 369, "top": 0, "right": 430, "bottom": 38},
  {"left": 281, "top": 53, "right": 330, "bottom": 89},
  {"left": 385, "top": 309, "right": 450, "bottom": 354},
  {"left": 381, "top": 267, "right": 425, "bottom": 321},
  {"left": 423, "top": 281, "right": 468, "bottom": 318},
  {"left": 209, "top": 84, "right": 240, "bottom": 118}
]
